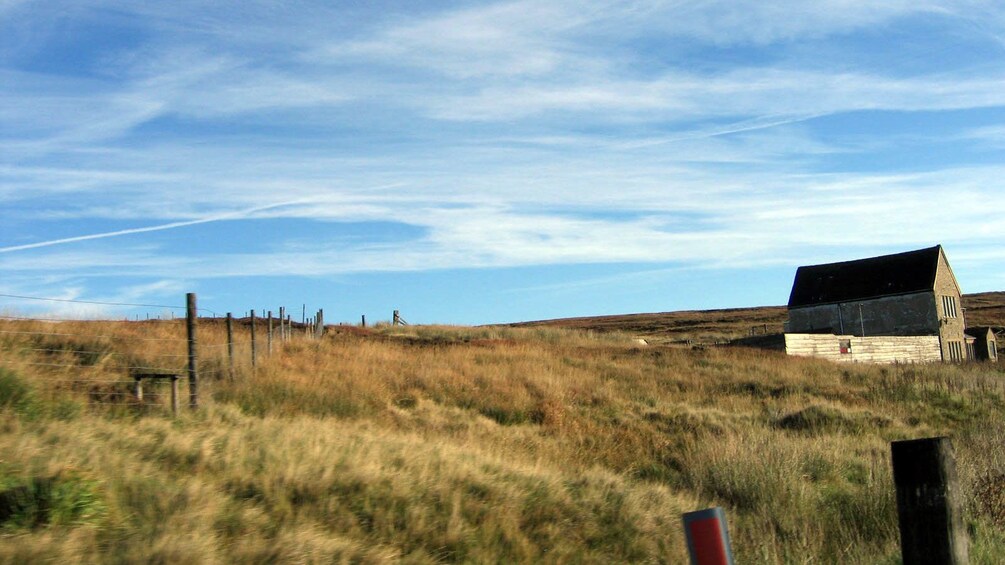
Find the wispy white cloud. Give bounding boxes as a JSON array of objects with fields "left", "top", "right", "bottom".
[
  {"left": 2, "top": 0, "right": 1005, "bottom": 314},
  {"left": 421, "top": 67, "right": 1005, "bottom": 121},
  {"left": 3, "top": 164, "right": 1002, "bottom": 281},
  {"left": 959, "top": 124, "right": 1005, "bottom": 147},
  {"left": 626, "top": 0, "right": 950, "bottom": 45}
]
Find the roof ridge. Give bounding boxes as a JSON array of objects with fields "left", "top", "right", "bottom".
[{"left": 788, "top": 245, "right": 945, "bottom": 308}]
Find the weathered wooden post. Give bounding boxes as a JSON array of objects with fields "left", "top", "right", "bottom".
[
  {"left": 186, "top": 293, "right": 198, "bottom": 409},
  {"left": 891, "top": 437, "right": 968, "bottom": 564},
  {"left": 393, "top": 310, "right": 400, "bottom": 326},
  {"left": 226, "top": 313, "right": 234, "bottom": 369},
  {"left": 316, "top": 309, "right": 324, "bottom": 338},
  {"left": 170, "top": 375, "right": 179, "bottom": 416},
  {"left": 279, "top": 306, "right": 286, "bottom": 341},
  {"left": 135, "top": 378, "right": 144, "bottom": 402},
  {"left": 267, "top": 310, "right": 273, "bottom": 355},
  {"left": 682, "top": 507, "right": 735, "bottom": 565},
  {"left": 250, "top": 310, "right": 257, "bottom": 370},
  {"left": 361, "top": 314, "right": 366, "bottom": 328}
]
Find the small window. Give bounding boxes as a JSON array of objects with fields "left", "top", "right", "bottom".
[
  {"left": 941, "top": 295, "right": 958, "bottom": 318},
  {"left": 839, "top": 339, "right": 851, "bottom": 354},
  {"left": 948, "top": 341, "right": 963, "bottom": 362}
]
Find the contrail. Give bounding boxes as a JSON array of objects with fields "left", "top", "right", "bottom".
[
  {"left": 615, "top": 112, "right": 828, "bottom": 150},
  {"left": 0, "top": 199, "right": 311, "bottom": 254}
]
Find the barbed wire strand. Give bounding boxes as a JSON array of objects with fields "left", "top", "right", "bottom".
[
  {"left": 0, "top": 329, "right": 189, "bottom": 343},
  {"left": 20, "top": 348, "right": 192, "bottom": 359},
  {"left": 17, "top": 361, "right": 185, "bottom": 372},
  {"left": 2, "top": 329, "right": 257, "bottom": 348},
  {"left": 0, "top": 292, "right": 224, "bottom": 317},
  {"left": 0, "top": 314, "right": 182, "bottom": 324},
  {"left": 7, "top": 360, "right": 229, "bottom": 374},
  {"left": 0, "top": 292, "right": 184, "bottom": 310}
]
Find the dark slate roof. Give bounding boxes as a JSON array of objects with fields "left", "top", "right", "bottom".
[{"left": 788, "top": 246, "right": 942, "bottom": 308}]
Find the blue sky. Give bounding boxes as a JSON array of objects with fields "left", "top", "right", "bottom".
[{"left": 2, "top": 1, "right": 1004, "bottom": 324}]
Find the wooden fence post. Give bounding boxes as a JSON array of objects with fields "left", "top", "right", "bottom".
[
  {"left": 891, "top": 436, "right": 968, "bottom": 564},
  {"left": 186, "top": 293, "right": 198, "bottom": 409},
  {"left": 393, "top": 310, "right": 400, "bottom": 326},
  {"left": 279, "top": 306, "right": 286, "bottom": 341},
  {"left": 316, "top": 309, "right": 324, "bottom": 339},
  {"left": 250, "top": 309, "right": 257, "bottom": 370},
  {"left": 361, "top": 314, "right": 366, "bottom": 328},
  {"left": 171, "top": 375, "right": 179, "bottom": 416},
  {"left": 268, "top": 310, "right": 273, "bottom": 355},
  {"left": 226, "top": 313, "right": 234, "bottom": 369}
]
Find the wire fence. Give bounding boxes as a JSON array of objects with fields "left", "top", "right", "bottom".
[{"left": 0, "top": 292, "right": 310, "bottom": 414}]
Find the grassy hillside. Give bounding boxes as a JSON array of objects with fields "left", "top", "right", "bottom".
[
  {"left": 514, "top": 291, "right": 1005, "bottom": 344},
  {"left": 964, "top": 291, "right": 1005, "bottom": 329},
  {"left": 1, "top": 318, "right": 1005, "bottom": 563},
  {"left": 510, "top": 306, "right": 789, "bottom": 344}
]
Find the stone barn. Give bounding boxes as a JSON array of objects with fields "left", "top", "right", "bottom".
[{"left": 785, "top": 245, "right": 970, "bottom": 362}]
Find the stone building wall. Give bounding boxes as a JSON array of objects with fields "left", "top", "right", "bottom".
[
  {"left": 785, "top": 334, "right": 942, "bottom": 364},
  {"left": 933, "top": 252, "right": 967, "bottom": 361}
]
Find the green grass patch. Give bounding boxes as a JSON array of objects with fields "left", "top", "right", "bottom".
[
  {"left": 0, "top": 472, "right": 105, "bottom": 529},
  {"left": 0, "top": 368, "right": 44, "bottom": 420}
]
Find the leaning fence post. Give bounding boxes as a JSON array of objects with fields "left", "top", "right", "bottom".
[
  {"left": 682, "top": 507, "right": 735, "bottom": 565},
  {"left": 186, "top": 292, "right": 198, "bottom": 409},
  {"left": 250, "top": 309, "right": 257, "bottom": 370},
  {"left": 891, "top": 436, "right": 968, "bottom": 564}
]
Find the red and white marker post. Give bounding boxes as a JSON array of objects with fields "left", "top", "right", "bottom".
[{"left": 682, "top": 507, "right": 735, "bottom": 565}]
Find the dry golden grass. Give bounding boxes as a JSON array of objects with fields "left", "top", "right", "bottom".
[{"left": 2, "top": 318, "right": 1004, "bottom": 563}]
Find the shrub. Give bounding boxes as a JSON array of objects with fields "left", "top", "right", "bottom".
[
  {"left": 0, "top": 368, "right": 43, "bottom": 420},
  {"left": 0, "top": 368, "right": 32, "bottom": 410},
  {"left": 775, "top": 405, "right": 890, "bottom": 435},
  {"left": 0, "top": 473, "right": 104, "bottom": 529},
  {"left": 972, "top": 472, "right": 1005, "bottom": 528}
]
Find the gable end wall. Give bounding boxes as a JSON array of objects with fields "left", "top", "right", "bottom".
[{"left": 934, "top": 249, "right": 966, "bottom": 360}]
